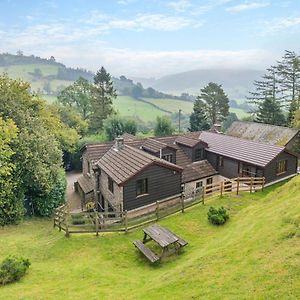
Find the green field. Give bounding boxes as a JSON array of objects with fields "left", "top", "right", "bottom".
[
  {"left": 230, "top": 107, "right": 250, "bottom": 119},
  {"left": 142, "top": 98, "right": 194, "bottom": 114},
  {"left": 114, "top": 96, "right": 166, "bottom": 122},
  {"left": 1, "top": 176, "right": 299, "bottom": 299}
]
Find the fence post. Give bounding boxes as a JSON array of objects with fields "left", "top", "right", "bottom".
[
  {"left": 220, "top": 181, "right": 224, "bottom": 197},
  {"left": 155, "top": 201, "right": 159, "bottom": 220},
  {"left": 250, "top": 177, "right": 253, "bottom": 193},
  {"left": 202, "top": 187, "right": 205, "bottom": 205},
  {"left": 95, "top": 211, "right": 99, "bottom": 236},
  {"left": 236, "top": 178, "right": 240, "bottom": 195},
  {"left": 262, "top": 177, "right": 265, "bottom": 191},
  {"left": 53, "top": 209, "right": 56, "bottom": 228},
  {"left": 124, "top": 210, "right": 128, "bottom": 233},
  {"left": 65, "top": 222, "right": 70, "bottom": 238},
  {"left": 181, "top": 195, "right": 185, "bottom": 213}
]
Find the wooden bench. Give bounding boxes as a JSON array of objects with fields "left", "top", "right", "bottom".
[
  {"left": 133, "top": 240, "right": 159, "bottom": 263},
  {"left": 177, "top": 237, "right": 188, "bottom": 247}
]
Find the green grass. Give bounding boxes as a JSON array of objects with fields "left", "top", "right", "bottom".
[
  {"left": 230, "top": 107, "right": 250, "bottom": 119},
  {"left": 1, "top": 176, "right": 300, "bottom": 299},
  {"left": 114, "top": 96, "right": 166, "bottom": 122},
  {"left": 142, "top": 98, "right": 194, "bottom": 114}
]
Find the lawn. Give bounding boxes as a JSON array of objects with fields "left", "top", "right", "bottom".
[
  {"left": 142, "top": 98, "right": 194, "bottom": 114},
  {"left": 1, "top": 176, "right": 299, "bottom": 299},
  {"left": 114, "top": 96, "right": 167, "bottom": 122}
]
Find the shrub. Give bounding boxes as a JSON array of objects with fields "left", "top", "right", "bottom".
[
  {"left": 207, "top": 206, "right": 229, "bottom": 225},
  {"left": 0, "top": 256, "right": 30, "bottom": 285}
]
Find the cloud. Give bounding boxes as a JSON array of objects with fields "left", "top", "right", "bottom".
[
  {"left": 85, "top": 12, "right": 202, "bottom": 31},
  {"left": 34, "top": 46, "right": 274, "bottom": 77},
  {"left": 167, "top": 0, "right": 192, "bottom": 13},
  {"left": 262, "top": 16, "right": 300, "bottom": 35},
  {"left": 226, "top": 2, "right": 270, "bottom": 13}
]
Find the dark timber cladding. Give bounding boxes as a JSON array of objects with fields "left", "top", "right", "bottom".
[
  {"left": 123, "top": 164, "right": 181, "bottom": 211},
  {"left": 96, "top": 144, "right": 182, "bottom": 186}
]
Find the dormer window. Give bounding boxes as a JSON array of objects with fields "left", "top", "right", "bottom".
[
  {"left": 195, "top": 148, "right": 204, "bottom": 161},
  {"left": 162, "top": 154, "right": 173, "bottom": 163}
]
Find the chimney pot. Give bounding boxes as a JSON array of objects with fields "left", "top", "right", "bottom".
[{"left": 115, "top": 136, "right": 124, "bottom": 150}]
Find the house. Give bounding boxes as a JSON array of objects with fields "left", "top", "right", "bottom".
[
  {"left": 189, "top": 131, "right": 298, "bottom": 185},
  {"left": 226, "top": 121, "right": 299, "bottom": 151},
  {"left": 94, "top": 138, "right": 183, "bottom": 212},
  {"left": 75, "top": 127, "right": 299, "bottom": 214}
]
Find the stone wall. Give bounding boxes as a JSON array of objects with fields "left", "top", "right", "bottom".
[{"left": 99, "top": 170, "right": 123, "bottom": 211}]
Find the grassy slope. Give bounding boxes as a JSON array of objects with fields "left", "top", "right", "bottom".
[
  {"left": 0, "top": 176, "right": 299, "bottom": 299},
  {"left": 142, "top": 98, "right": 194, "bottom": 114},
  {"left": 143, "top": 98, "right": 249, "bottom": 119},
  {"left": 0, "top": 64, "right": 73, "bottom": 92},
  {"left": 114, "top": 96, "right": 166, "bottom": 122}
]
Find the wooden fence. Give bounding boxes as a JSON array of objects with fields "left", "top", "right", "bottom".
[{"left": 54, "top": 176, "right": 265, "bottom": 237}]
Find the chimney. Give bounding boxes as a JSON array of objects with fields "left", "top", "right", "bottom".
[
  {"left": 211, "top": 123, "right": 222, "bottom": 133},
  {"left": 114, "top": 136, "right": 124, "bottom": 150}
]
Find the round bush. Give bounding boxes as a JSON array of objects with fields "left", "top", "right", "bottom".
[
  {"left": 0, "top": 256, "right": 30, "bottom": 285},
  {"left": 207, "top": 206, "right": 229, "bottom": 225}
]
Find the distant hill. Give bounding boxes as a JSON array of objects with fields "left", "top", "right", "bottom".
[{"left": 134, "top": 69, "right": 265, "bottom": 102}]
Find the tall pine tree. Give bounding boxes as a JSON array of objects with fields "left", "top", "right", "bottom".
[
  {"left": 197, "top": 82, "right": 229, "bottom": 125},
  {"left": 248, "top": 66, "right": 286, "bottom": 125},
  {"left": 276, "top": 50, "right": 300, "bottom": 122},
  {"left": 90, "top": 67, "right": 116, "bottom": 132}
]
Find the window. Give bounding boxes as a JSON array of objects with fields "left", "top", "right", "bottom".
[
  {"left": 195, "top": 148, "right": 204, "bottom": 161},
  {"left": 206, "top": 177, "right": 213, "bottom": 185},
  {"left": 276, "top": 160, "right": 287, "bottom": 175},
  {"left": 196, "top": 181, "right": 203, "bottom": 189},
  {"left": 136, "top": 178, "right": 148, "bottom": 196},
  {"left": 87, "top": 161, "right": 91, "bottom": 174},
  {"left": 108, "top": 176, "right": 114, "bottom": 194},
  {"left": 218, "top": 156, "right": 224, "bottom": 168},
  {"left": 162, "top": 154, "right": 173, "bottom": 163}
]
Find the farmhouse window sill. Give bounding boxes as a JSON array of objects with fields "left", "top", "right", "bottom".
[{"left": 136, "top": 193, "right": 149, "bottom": 199}]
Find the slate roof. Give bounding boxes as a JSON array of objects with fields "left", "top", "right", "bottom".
[
  {"left": 141, "top": 139, "right": 171, "bottom": 153},
  {"left": 182, "top": 160, "right": 218, "bottom": 183},
  {"left": 199, "top": 131, "right": 285, "bottom": 167},
  {"left": 226, "top": 121, "right": 298, "bottom": 146},
  {"left": 175, "top": 136, "right": 208, "bottom": 148},
  {"left": 77, "top": 175, "right": 94, "bottom": 194},
  {"left": 96, "top": 144, "right": 183, "bottom": 186}
]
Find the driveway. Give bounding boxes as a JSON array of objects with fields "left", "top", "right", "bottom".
[{"left": 66, "top": 171, "right": 82, "bottom": 211}]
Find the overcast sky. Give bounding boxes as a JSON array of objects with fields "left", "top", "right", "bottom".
[{"left": 0, "top": 0, "right": 299, "bottom": 78}]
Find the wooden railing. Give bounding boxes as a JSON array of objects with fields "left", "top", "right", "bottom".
[
  {"left": 201, "top": 177, "right": 265, "bottom": 201},
  {"left": 54, "top": 177, "right": 265, "bottom": 237}
]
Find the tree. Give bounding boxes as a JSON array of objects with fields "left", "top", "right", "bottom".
[
  {"left": 276, "top": 50, "right": 300, "bottom": 121},
  {"left": 256, "top": 97, "right": 286, "bottom": 126},
  {"left": 0, "top": 117, "right": 24, "bottom": 225},
  {"left": 0, "top": 74, "right": 66, "bottom": 217},
  {"left": 189, "top": 99, "right": 210, "bottom": 131},
  {"left": 58, "top": 77, "right": 93, "bottom": 120},
  {"left": 247, "top": 66, "right": 284, "bottom": 110},
  {"left": 154, "top": 116, "right": 174, "bottom": 137},
  {"left": 90, "top": 67, "right": 116, "bottom": 132},
  {"left": 103, "top": 115, "right": 137, "bottom": 141},
  {"left": 222, "top": 112, "right": 238, "bottom": 131},
  {"left": 197, "top": 82, "right": 229, "bottom": 125},
  {"left": 291, "top": 109, "right": 300, "bottom": 154}
]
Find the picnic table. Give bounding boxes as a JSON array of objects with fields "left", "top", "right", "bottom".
[{"left": 133, "top": 224, "right": 188, "bottom": 263}]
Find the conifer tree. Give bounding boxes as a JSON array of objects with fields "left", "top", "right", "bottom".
[{"left": 189, "top": 99, "right": 210, "bottom": 131}]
